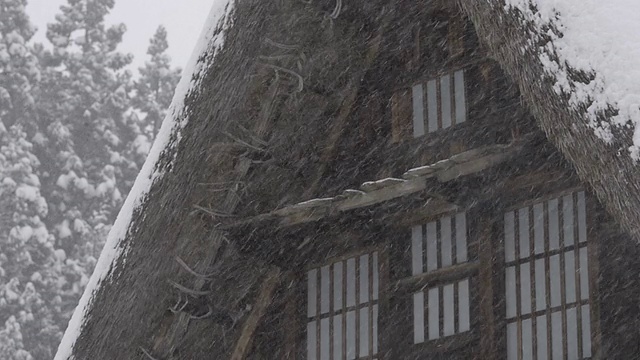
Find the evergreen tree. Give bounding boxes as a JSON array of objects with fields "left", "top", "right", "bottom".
[
  {"left": 132, "top": 25, "right": 180, "bottom": 143},
  {"left": 0, "top": 0, "right": 40, "bottom": 129},
  {"left": 0, "top": 316, "right": 32, "bottom": 360},
  {"left": 0, "top": 2, "right": 63, "bottom": 359},
  {"left": 33, "top": 0, "right": 141, "bottom": 353},
  {"left": 0, "top": 1, "right": 182, "bottom": 358},
  {"left": 0, "top": 123, "right": 63, "bottom": 360}
]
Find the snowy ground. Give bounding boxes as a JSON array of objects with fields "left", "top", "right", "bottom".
[{"left": 506, "top": 0, "right": 640, "bottom": 159}]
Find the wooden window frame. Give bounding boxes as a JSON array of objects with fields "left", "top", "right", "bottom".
[
  {"left": 301, "top": 246, "right": 389, "bottom": 360},
  {"left": 285, "top": 188, "right": 601, "bottom": 359},
  {"left": 394, "top": 209, "right": 480, "bottom": 355},
  {"left": 390, "top": 67, "right": 467, "bottom": 143},
  {"left": 497, "top": 189, "right": 602, "bottom": 360}
]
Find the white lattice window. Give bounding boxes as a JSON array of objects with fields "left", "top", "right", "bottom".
[
  {"left": 410, "top": 213, "right": 471, "bottom": 343},
  {"left": 505, "top": 191, "right": 592, "bottom": 360},
  {"left": 411, "top": 69, "right": 466, "bottom": 137},
  {"left": 306, "top": 251, "right": 380, "bottom": 360}
]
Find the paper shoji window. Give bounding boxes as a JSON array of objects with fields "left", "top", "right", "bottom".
[
  {"left": 411, "top": 69, "right": 466, "bottom": 137},
  {"left": 307, "top": 251, "right": 380, "bottom": 360},
  {"left": 411, "top": 213, "right": 471, "bottom": 343},
  {"left": 505, "top": 191, "right": 592, "bottom": 360}
]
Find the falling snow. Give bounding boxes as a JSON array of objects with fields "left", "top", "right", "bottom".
[{"left": 53, "top": 1, "right": 237, "bottom": 359}]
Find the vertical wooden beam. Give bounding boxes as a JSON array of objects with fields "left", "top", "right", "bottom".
[
  {"left": 374, "top": 246, "right": 390, "bottom": 359},
  {"left": 478, "top": 210, "right": 497, "bottom": 359},
  {"left": 407, "top": 25, "right": 421, "bottom": 71},
  {"left": 447, "top": 10, "right": 465, "bottom": 59},
  {"left": 283, "top": 273, "right": 301, "bottom": 360},
  {"left": 231, "top": 268, "right": 282, "bottom": 360},
  {"left": 391, "top": 89, "right": 413, "bottom": 143},
  {"left": 586, "top": 194, "right": 602, "bottom": 359},
  {"left": 302, "top": 18, "right": 388, "bottom": 199}
]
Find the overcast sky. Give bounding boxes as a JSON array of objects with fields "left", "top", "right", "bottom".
[{"left": 26, "top": 0, "right": 214, "bottom": 73}]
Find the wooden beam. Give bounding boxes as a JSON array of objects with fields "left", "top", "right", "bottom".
[
  {"left": 224, "top": 178, "right": 442, "bottom": 229},
  {"left": 390, "top": 199, "right": 460, "bottom": 227},
  {"left": 478, "top": 213, "right": 496, "bottom": 359},
  {"left": 230, "top": 268, "right": 282, "bottom": 360},
  {"left": 586, "top": 194, "right": 602, "bottom": 358},
  {"left": 436, "top": 152, "right": 514, "bottom": 182},
  {"left": 223, "top": 143, "right": 522, "bottom": 230},
  {"left": 340, "top": 178, "right": 427, "bottom": 211},
  {"left": 282, "top": 273, "right": 300, "bottom": 360},
  {"left": 303, "top": 16, "right": 388, "bottom": 199},
  {"left": 394, "top": 261, "right": 479, "bottom": 292},
  {"left": 152, "top": 67, "right": 283, "bottom": 359}
]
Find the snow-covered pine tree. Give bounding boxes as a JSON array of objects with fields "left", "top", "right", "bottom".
[
  {"left": 33, "top": 0, "right": 140, "bottom": 348},
  {"left": 0, "top": 0, "right": 40, "bottom": 129},
  {"left": 1, "top": 1, "right": 181, "bottom": 358},
  {"left": 132, "top": 25, "right": 181, "bottom": 145},
  {"left": 0, "top": 2, "right": 66, "bottom": 359},
  {"left": 0, "top": 124, "right": 64, "bottom": 360}
]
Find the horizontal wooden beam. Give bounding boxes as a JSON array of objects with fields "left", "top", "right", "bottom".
[
  {"left": 394, "top": 261, "right": 479, "bottom": 292},
  {"left": 223, "top": 143, "right": 523, "bottom": 229}
]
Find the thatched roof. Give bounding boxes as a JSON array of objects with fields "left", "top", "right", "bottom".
[
  {"left": 458, "top": 0, "right": 640, "bottom": 241},
  {"left": 55, "top": 0, "right": 393, "bottom": 358},
  {"left": 55, "top": 0, "right": 640, "bottom": 359}
]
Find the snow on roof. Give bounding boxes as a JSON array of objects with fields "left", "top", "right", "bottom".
[
  {"left": 506, "top": 0, "right": 640, "bottom": 159},
  {"left": 53, "top": 1, "right": 236, "bottom": 359}
]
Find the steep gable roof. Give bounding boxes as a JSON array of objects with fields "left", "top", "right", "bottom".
[
  {"left": 55, "top": 0, "right": 640, "bottom": 358},
  {"left": 459, "top": 0, "right": 640, "bottom": 240}
]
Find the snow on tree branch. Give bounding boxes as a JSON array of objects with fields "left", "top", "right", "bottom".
[{"left": 53, "top": 1, "right": 236, "bottom": 359}]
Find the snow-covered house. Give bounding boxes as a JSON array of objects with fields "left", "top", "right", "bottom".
[{"left": 55, "top": 0, "right": 640, "bottom": 359}]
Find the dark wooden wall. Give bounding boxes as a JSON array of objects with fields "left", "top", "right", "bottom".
[{"left": 231, "top": 1, "right": 640, "bottom": 359}]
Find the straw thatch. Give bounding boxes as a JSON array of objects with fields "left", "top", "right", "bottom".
[
  {"left": 58, "top": 0, "right": 640, "bottom": 358},
  {"left": 458, "top": 0, "right": 640, "bottom": 241},
  {"left": 59, "top": 0, "right": 392, "bottom": 358}
]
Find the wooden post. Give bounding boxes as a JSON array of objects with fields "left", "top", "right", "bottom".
[
  {"left": 282, "top": 272, "right": 301, "bottom": 360},
  {"left": 478, "top": 210, "right": 496, "bottom": 359},
  {"left": 391, "top": 89, "right": 413, "bottom": 143},
  {"left": 448, "top": 10, "right": 466, "bottom": 59},
  {"left": 230, "top": 268, "right": 282, "bottom": 360},
  {"left": 586, "top": 193, "right": 602, "bottom": 359}
]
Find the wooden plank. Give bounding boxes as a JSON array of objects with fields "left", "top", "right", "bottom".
[
  {"left": 339, "top": 178, "right": 427, "bottom": 211},
  {"left": 224, "top": 143, "right": 520, "bottom": 230},
  {"left": 302, "top": 17, "right": 388, "bottom": 200},
  {"left": 391, "top": 89, "right": 413, "bottom": 142},
  {"left": 281, "top": 273, "right": 300, "bottom": 360},
  {"left": 585, "top": 194, "right": 602, "bottom": 358},
  {"left": 394, "top": 261, "right": 479, "bottom": 292},
  {"left": 436, "top": 150, "right": 518, "bottom": 182},
  {"left": 231, "top": 268, "right": 282, "bottom": 360},
  {"left": 478, "top": 212, "right": 496, "bottom": 359}
]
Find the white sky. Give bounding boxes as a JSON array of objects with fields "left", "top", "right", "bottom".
[{"left": 26, "top": 0, "right": 214, "bottom": 72}]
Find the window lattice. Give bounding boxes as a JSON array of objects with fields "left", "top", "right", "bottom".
[
  {"left": 411, "top": 212, "right": 468, "bottom": 275},
  {"left": 413, "top": 279, "right": 471, "bottom": 343},
  {"left": 411, "top": 213, "right": 471, "bottom": 343},
  {"left": 411, "top": 69, "right": 466, "bottom": 137},
  {"left": 505, "top": 191, "right": 592, "bottom": 360},
  {"left": 307, "top": 251, "right": 380, "bottom": 360}
]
